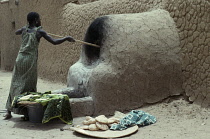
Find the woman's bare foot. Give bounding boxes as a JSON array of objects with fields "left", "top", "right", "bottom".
[{"left": 3, "top": 111, "right": 12, "bottom": 120}]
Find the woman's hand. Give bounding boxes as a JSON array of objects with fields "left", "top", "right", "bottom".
[{"left": 66, "top": 36, "right": 75, "bottom": 42}]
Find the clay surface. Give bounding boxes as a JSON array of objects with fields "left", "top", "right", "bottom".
[
  {"left": 1, "top": 70, "right": 210, "bottom": 139},
  {"left": 0, "top": 0, "right": 210, "bottom": 111},
  {"left": 68, "top": 9, "right": 183, "bottom": 115}
]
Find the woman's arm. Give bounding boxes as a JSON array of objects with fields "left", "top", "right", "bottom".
[
  {"left": 15, "top": 27, "right": 25, "bottom": 35},
  {"left": 38, "top": 29, "right": 75, "bottom": 45}
]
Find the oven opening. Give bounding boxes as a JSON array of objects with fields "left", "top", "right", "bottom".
[{"left": 83, "top": 16, "right": 107, "bottom": 65}]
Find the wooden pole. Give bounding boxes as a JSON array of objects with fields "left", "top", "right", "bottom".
[{"left": 47, "top": 33, "right": 100, "bottom": 48}]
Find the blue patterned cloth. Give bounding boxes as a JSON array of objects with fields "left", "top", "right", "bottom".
[{"left": 110, "top": 110, "right": 156, "bottom": 130}]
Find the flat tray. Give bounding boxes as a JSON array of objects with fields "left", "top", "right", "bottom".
[{"left": 70, "top": 125, "right": 138, "bottom": 138}]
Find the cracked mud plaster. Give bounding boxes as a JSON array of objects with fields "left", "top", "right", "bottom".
[
  {"left": 67, "top": 9, "right": 183, "bottom": 115},
  {"left": 61, "top": 0, "right": 209, "bottom": 109},
  {"left": 51, "top": 0, "right": 210, "bottom": 109},
  {"left": 0, "top": 0, "right": 210, "bottom": 114}
]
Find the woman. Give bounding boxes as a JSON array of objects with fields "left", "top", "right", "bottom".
[{"left": 4, "top": 12, "right": 75, "bottom": 119}]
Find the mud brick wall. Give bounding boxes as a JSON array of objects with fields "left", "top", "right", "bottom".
[
  {"left": 0, "top": 0, "right": 210, "bottom": 107},
  {"left": 165, "top": 0, "right": 210, "bottom": 107}
]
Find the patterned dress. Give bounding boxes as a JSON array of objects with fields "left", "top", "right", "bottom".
[{"left": 6, "top": 25, "right": 41, "bottom": 111}]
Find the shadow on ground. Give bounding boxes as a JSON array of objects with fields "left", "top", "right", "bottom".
[{"left": 6, "top": 115, "right": 67, "bottom": 131}]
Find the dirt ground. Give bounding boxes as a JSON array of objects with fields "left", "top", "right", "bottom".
[{"left": 0, "top": 70, "right": 210, "bottom": 139}]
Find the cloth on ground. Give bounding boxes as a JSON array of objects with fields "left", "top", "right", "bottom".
[
  {"left": 12, "top": 92, "right": 73, "bottom": 124},
  {"left": 110, "top": 110, "right": 156, "bottom": 130}
]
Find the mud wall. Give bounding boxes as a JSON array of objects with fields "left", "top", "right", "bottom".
[
  {"left": 0, "top": 0, "right": 210, "bottom": 107},
  {"left": 165, "top": 0, "right": 210, "bottom": 107},
  {"left": 0, "top": 0, "right": 82, "bottom": 81},
  {"left": 62, "top": 0, "right": 210, "bottom": 106},
  {"left": 0, "top": 1, "right": 17, "bottom": 70}
]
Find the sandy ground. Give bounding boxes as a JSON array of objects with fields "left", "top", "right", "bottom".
[{"left": 0, "top": 70, "right": 210, "bottom": 139}]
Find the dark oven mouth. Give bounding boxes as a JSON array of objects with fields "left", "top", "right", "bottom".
[{"left": 83, "top": 16, "right": 108, "bottom": 65}]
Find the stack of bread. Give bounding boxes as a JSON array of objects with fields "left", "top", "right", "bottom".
[{"left": 77, "top": 115, "right": 119, "bottom": 131}]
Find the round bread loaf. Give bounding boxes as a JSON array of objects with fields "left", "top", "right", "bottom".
[
  {"left": 95, "top": 115, "right": 108, "bottom": 124},
  {"left": 89, "top": 124, "right": 100, "bottom": 131},
  {"left": 96, "top": 122, "right": 109, "bottom": 131}
]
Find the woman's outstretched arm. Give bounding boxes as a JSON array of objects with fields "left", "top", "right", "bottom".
[{"left": 38, "top": 29, "right": 75, "bottom": 45}]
